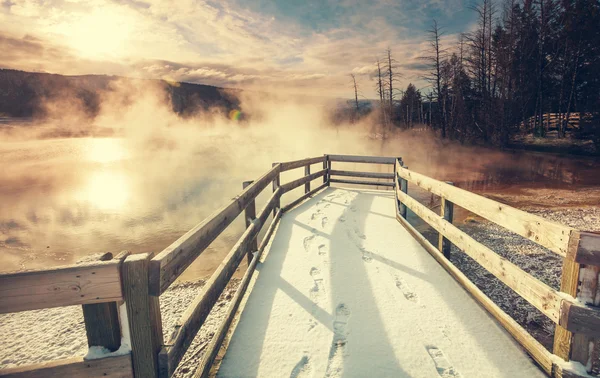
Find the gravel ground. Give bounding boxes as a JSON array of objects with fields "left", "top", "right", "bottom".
[
  {"left": 0, "top": 278, "right": 240, "bottom": 377},
  {"left": 448, "top": 206, "right": 600, "bottom": 352}
]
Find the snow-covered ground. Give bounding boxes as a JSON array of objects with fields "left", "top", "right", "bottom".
[
  {"left": 0, "top": 279, "right": 239, "bottom": 377},
  {"left": 218, "top": 187, "right": 545, "bottom": 377}
]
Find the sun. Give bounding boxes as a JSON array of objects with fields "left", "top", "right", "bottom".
[{"left": 53, "top": 6, "right": 135, "bottom": 60}]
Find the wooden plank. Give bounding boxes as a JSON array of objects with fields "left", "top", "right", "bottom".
[
  {"left": 194, "top": 250, "right": 260, "bottom": 378},
  {"left": 280, "top": 169, "right": 326, "bottom": 193},
  {"left": 273, "top": 163, "right": 280, "bottom": 216},
  {"left": 78, "top": 251, "right": 129, "bottom": 352},
  {"left": 329, "top": 170, "right": 395, "bottom": 180},
  {"left": 397, "top": 187, "right": 564, "bottom": 324},
  {"left": 123, "top": 253, "right": 163, "bottom": 378},
  {"left": 0, "top": 260, "right": 123, "bottom": 314},
  {"left": 439, "top": 182, "right": 455, "bottom": 259},
  {"left": 0, "top": 354, "right": 134, "bottom": 378},
  {"left": 259, "top": 209, "right": 282, "bottom": 253},
  {"left": 281, "top": 183, "right": 328, "bottom": 213},
  {"left": 304, "top": 165, "right": 310, "bottom": 194},
  {"left": 149, "top": 164, "right": 281, "bottom": 295},
  {"left": 554, "top": 258, "right": 581, "bottom": 361},
  {"left": 328, "top": 154, "right": 396, "bottom": 164},
  {"left": 560, "top": 299, "right": 600, "bottom": 337},
  {"left": 395, "top": 214, "right": 554, "bottom": 375},
  {"left": 329, "top": 178, "right": 394, "bottom": 188},
  {"left": 571, "top": 265, "right": 600, "bottom": 372},
  {"left": 397, "top": 166, "right": 573, "bottom": 257},
  {"left": 160, "top": 189, "right": 279, "bottom": 376},
  {"left": 567, "top": 232, "right": 600, "bottom": 265},
  {"left": 323, "top": 154, "right": 329, "bottom": 186},
  {"left": 280, "top": 156, "right": 325, "bottom": 172},
  {"left": 242, "top": 181, "right": 258, "bottom": 265},
  {"left": 195, "top": 209, "right": 284, "bottom": 378},
  {"left": 395, "top": 160, "right": 407, "bottom": 219}
]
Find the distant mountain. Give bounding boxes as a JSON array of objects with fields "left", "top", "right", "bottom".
[{"left": 0, "top": 69, "right": 240, "bottom": 118}]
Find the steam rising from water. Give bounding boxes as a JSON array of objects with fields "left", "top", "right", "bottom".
[{"left": 0, "top": 79, "right": 595, "bottom": 275}]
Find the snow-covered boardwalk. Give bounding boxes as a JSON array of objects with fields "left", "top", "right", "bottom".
[{"left": 218, "top": 187, "right": 545, "bottom": 378}]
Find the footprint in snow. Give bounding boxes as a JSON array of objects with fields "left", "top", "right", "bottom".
[
  {"left": 321, "top": 217, "right": 328, "bottom": 228},
  {"left": 360, "top": 247, "right": 373, "bottom": 263},
  {"left": 310, "top": 267, "right": 325, "bottom": 301},
  {"left": 395, "top": 275, "right": 419, "bottom": 303},
  {"left": 325, "top": 303, "right": 351, "bottom": 377},
  {"left": 303, "top": 235, "right": 315, "bottom": 253},
  {"left": 290, "top": 354, "right": 312, "bottom": 378},
  {"left": 318, "top": 244, "right": 328, "bottom": 256},
  {"left": 426, "top": 346, "right": 461, "bottom": 378}
]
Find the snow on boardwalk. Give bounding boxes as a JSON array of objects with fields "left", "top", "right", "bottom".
[{"left": 218, "top": 188, "right": 545, "bottom": 378}]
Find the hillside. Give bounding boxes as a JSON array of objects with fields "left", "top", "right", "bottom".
[{"left": 0, "top": 69, "right": 240, "bottom": 118}]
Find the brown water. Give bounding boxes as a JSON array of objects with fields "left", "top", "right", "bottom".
[{"left": 1, "top": 135, "right": 598, "bottom": 278}]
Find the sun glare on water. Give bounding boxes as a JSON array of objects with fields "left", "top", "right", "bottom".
[{"left": 80, "top": 170, "right": 131, "bottom": 212}]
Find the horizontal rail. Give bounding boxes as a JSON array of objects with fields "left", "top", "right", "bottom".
[
  {"left": 280, "top": 156, "right": 326, "bottom": 172},
  {"left": 394, "top": 214, "right": 554, "bottom": 375},
  {"left": 280, "top": 169, "right": 327, "bottom": 193},
  {"left": 160, "top": 188, "right": 281, "bottom": 376},
  {"left": 330, "top": 178, "right": 394, "bottom": 188},
  {"left": 328, "top": 154, "right": 396, "bottom": 164},
  {"left": 329, "top": 170, "right": 394, "bottom": 180},
  {"left": 282, "top": 183, "right": 328, "bottom": 213},
  {"left": 0, "top": 260, "right": 123, "bottom": 314},
  {"left": 396, "top": 164, "right": 576, "bottom": 259},
  {"left": 396, "top": 186, "right": 600, "bottom": 336},
  {"left": 195, "top": 209, "right": 283, "bottom": 378},
  {"left": 0, "top": 354, "right": 133, "bottom": 378},
  {"left": 150, "top": 164, "right": 281, "bottom": 296}
]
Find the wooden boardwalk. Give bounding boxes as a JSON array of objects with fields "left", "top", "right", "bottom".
[
  {"left": 217, "top": 188, "right": 546, "bottom": 377},
  {"left": 2, "top": 154, "right": 599, "bottom": 378}
]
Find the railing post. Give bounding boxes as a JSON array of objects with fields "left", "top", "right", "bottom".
[
  {"left": 77, "top": 251, "right": 130, "bottom": 352},
  {"left": 438, "top": 182, "right": 454, "bottom": 259},
  {"left": 243, "top": 180, "right": 258, "bottom": 265},
  {"left": 554, "top": 232, "right": 600, "bottom": 374},
  {"left": 323, "top": 154, "right": 330, "bottom": 186},
  {"left": 399, "top": 169, "right": 408, "bottom": 219},
  {"left": 123, "top": 253, "right": 164, "bottom": 378},
  {"left": 272, "top": 163, "right": 280, "bottom": 216},
  {"left": 304, "top": 165, "right": 311, "bottom": 194}
]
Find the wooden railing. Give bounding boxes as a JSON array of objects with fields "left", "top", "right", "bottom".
[
  {"left": 0, "top": 154, "right": 399, "bottom": 378},
  {"left": 5, "top": 154, "right": 597, "bottom": 378},
  {"left": 394, "top": 158, "right": 600, "bottom": 377},
  {"left": 0, "top": 251, "right": 135, "bottom": 377}
]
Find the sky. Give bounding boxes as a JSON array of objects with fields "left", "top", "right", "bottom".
[{"left": 0, "top": 0, "right": 476, "bottom": 98}]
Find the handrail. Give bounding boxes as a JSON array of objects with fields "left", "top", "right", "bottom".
[
  {"left": 0, "top": 259, "right": 123, "bottom": 314},
  {"left": 149, "top": 163, "right": 282, "bottom": 296},
  {"left": 394, "top": 158, "right": 600, "bottom": 377},
  {"left": 396, "top": 165, "right": 577, "bottom": 259},
  {"left": 157, "top": 155, "right": 328, "bottom": 377}
]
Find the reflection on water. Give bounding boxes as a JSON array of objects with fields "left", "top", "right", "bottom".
[
  {"left": 0, "top": 134, "right": 599, "bottom": 278},
  {"left": 79, "top": 170, "right": 131, "bottom": 211}
]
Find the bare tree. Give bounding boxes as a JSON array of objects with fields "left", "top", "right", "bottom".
[
  {"left": 350, "top": 74, "right": 360, "bottom": 112},
  {"left": 425, "top": 19, "right": 448, "bottom": 137}
]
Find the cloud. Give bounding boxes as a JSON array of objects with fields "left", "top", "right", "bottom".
[{"left": 0, "top": 0, "right": 475, "bottom": 98}]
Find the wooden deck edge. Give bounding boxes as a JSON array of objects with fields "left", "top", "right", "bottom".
[
  {"left": 206, "top": 210, "right": 284, "bottom": 378},
  {"left": 395, "top": 213, "right": 555, "bottom": 375},
  {"left": 0, "top": 354, "right": 133, "bottom": 378},
  {"left": 281, "top": 183, "right": 328, "bottom": 213}
]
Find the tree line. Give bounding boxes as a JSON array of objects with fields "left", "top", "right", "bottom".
[{"left": 354, "top": 0, "right": 600, "bottom": 148}]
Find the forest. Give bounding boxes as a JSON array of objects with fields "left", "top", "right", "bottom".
[{"left": 357, "top": 0, "right": 600, "bottom": 150}]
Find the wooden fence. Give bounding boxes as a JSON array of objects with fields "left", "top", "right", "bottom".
[
  {"left": 2, "top": 154, "right": 598, "bottom": 378},
  {"left": 394, "top": 158, "right": 600, "bottom": 377}
]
